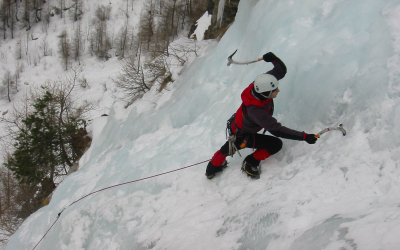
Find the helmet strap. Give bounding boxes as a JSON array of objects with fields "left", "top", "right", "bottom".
[
  {"left": 252, "top": 88, "right": 270, "bottom": 100},
  {"left": 260, "top": 91, "right": 271, "bottom": 99}
]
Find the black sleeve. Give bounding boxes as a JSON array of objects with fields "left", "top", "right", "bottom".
[
  {"left": 266, "top": 56, "right": 287, "bottom": 81},
  {"left": 269, "top": 130, "right": 304, "bottom": 141}
]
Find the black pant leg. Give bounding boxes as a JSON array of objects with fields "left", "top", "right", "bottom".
[{"left": 245, "top": 134, "right": 282, "bottom": 155}]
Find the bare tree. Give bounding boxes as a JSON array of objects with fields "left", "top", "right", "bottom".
[
  {"left": 13, "top": 63, "right": 22, "bottom": 93},
  {"left": 40, "top": 35, "right": 51, "bottom": 57},
  {"left": 152, "top": 15, "right": 171, "bottom": 57},
  {"left": 145, "top": 56, "right": 171, "bottom": 92},
  {"left": 158, "top": 0, "right": 186, "bottom": 40},
  {"left": 116, "top": 20, "right": 133, "bottom": 59},
  {"left": 21, "top": 0, "right": 31, "bottom": 31},
  {"left": 58, "top": 30, "right": 71, "bottom": 70},
  {"left": 153, "top": 0, "right": 184, "bottom": 55},
  {"left": 14, "top": 35, "right": 23, "bottom": 60},
  {"left": 31, "top": 0, "right": 44, "bottom": 23},
  {"left": 42, "top": 0, "right": 52, "bottom": 29},
  {"left": 170, "top": 0, "right": 177, "bottom": 38},
  {"left": 0, "top": 0, "right": 17, "bottom": 39},
  {"left": 89, "top": 5, "right": 111, "bottom": 60},
  {"left": 114, "top": 52, "right": 151, "bottom": 105},
  {"left": 0, "top": 167, "right": 23, "bottom": 247},
  {"left": 138, "top": 1, "right": 155, "bottom": 51},
  {"left": 184, "top": 0, "right": 193, "bottom": 16},
  {"left": 9, "top": 0, "right": 17, "bottom": 39},
  {"left": 71, "top": 22, "right": 84, "bottom": 63},
  {"left": 0, "top": 0, "right": 9, "bottom": 39},
  {"left": 71, "top": 0, "right": 83, "bottom": 22},
  {"left": 58, "top": 0, "right": 66, "bottom": 18},
  {"left": 1, "top": 70, "right": 17, "bottom": 102}
]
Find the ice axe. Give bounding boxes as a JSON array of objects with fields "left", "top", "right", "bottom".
[
  {"left": 315, "top": 124, "right": 347, "bottom": 138},
  {"left": 227, "top": 50, "right": 263, "bottom": 66}
]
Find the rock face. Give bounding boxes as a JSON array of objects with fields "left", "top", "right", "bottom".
[
  {"left": 188, "top": 0, "right": 240, "bottom": 40},
  {"left": 204, "top": 0, "right": 240, "bottom": 40}
]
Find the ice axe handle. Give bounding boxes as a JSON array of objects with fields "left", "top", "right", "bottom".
[
  {"left": 314, "top": 124, "right": 347, "bottom": 138},
  {"left": 227, "top": 49, "right": 263, "bottom": 66}
]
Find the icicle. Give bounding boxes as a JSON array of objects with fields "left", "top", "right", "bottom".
[{"left": 217, "top": 0, "right": 228, "bottom": 27}]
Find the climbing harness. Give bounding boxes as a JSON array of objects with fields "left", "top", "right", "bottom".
[
  {"left": 226, "top": 113, "right": 251, "bottom": 157},
  {"left": 226, "top": 113, "right": 240, "bottom": 156}
]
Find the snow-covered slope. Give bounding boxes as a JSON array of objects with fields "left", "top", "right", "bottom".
[{"left": 6, "top": 0, "right": 400, "bottom": 249}]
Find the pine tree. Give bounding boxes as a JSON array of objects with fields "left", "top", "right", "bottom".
[{"left": 6, "top": 91, "right": 81, "bottom": 197}]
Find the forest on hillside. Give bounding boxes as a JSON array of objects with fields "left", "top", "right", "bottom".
[{"left": 0, "top": 0, "right": 220, "bottom": 247}]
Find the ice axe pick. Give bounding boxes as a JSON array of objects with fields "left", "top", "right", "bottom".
[{"left": 227, "top": 50, "right": 263, "bottom": 66}]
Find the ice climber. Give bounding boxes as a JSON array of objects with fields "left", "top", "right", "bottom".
[{"left": 205, "top": 52, "right": 318, "bottom": 179}]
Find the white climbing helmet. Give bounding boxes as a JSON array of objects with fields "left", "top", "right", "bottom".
[{"left": 253, "top": 73, "right": 279, "bottom": 93}]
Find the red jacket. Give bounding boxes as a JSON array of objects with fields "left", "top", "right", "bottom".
[{"left": 234, "top": 83, "right": 305, "bottom": 141}]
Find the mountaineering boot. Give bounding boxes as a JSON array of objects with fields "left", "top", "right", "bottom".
[
  {"left": 205, "top": 161, "right": 228, "bottom": 179},
  {"left": 241, "top": 155, "right": 261, "bottom": 179}
]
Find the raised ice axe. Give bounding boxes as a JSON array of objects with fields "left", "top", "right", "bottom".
[{"left": 227, "top": 50, "right": 263, "bottom": 66}]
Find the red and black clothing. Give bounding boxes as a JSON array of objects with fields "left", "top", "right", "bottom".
[{"left": 207, "top": 56, "right": 306, "bottom": 171}]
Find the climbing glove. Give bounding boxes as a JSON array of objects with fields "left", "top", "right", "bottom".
[
  {"left": 263, "top": 52, "right": 277, "bottom": 62},
  {"left": 305, "top": 134, "right": 318, "bottom": 144}
]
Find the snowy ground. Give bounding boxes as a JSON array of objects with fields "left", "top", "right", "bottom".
[{"left": 4, "top": 0, "right": 400, "bottom": 249}]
